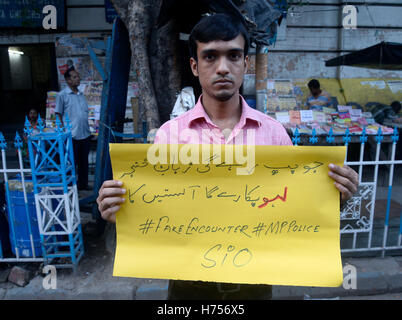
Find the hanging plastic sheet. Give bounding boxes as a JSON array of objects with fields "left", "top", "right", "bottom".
[
  {"left": 156, "top": 0, "right": 284, "bottom": 46},
  {"left": 325, "top": 42, "right": 402, "bottom": 71}
]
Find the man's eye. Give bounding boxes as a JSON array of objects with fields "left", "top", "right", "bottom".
[
  {"left": 230, "top": 53, "right": 241, "bottom": 60},
  {"left": 205, "top": 55, "right": 215, "bottom": 61}
]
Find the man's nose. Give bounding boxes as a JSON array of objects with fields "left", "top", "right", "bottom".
[{"left": 216, "top": 57, "right": 230, "bottom": 75}]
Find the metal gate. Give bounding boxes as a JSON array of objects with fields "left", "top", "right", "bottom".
[
  {"left": 292, "top": 127, "right": 402, "bottom": 256},
  {"left": 1, "top": 126, "right": 402, "bottom": 263}
]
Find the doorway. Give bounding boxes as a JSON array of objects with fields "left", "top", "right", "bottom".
[{"left": 0, "top": 43, "right": 58, "bottom": 131}]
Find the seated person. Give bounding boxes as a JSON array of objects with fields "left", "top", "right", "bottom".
[
  {"left": 306, "top": 79, "right": 333, "bottom": 111},
  {"left": 22, "top": 108, "right": 40, "bottom": 165},
  {"left": 28, "top": 108, "right": 39, "bottom": 129}
]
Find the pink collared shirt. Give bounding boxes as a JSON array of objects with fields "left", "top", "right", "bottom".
[{"left": 154, "top": 95, "right": 292, "bottom": 146}]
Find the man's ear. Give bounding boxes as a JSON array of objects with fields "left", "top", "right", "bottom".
[
  {"left": 190, "top": 57, "right": 199, "bottom": 77},
  {"left": 244, "top": 55, "right": 249, "bottom": 74}
]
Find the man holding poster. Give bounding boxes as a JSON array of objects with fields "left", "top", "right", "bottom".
[{"left": 97, "top": 14, "right": 359, "bottom": 299}]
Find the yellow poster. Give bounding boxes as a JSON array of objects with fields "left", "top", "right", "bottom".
[{"left": 110, "top": 144, "right": 346, "bottom": 287}]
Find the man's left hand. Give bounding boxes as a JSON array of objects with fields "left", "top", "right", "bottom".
[{"left": 328, "top": 164, "right": 359, "bottom": 204}]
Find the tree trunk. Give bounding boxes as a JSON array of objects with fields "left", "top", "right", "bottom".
[
  {"left": 149, "top": 20, "right": 182, "bottom": 124},
  {"left": 111, "top": 0, "right": 182, "bottom": 130}
]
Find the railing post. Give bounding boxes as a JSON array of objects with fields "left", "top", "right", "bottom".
[
  {"left": 382, "top": 127, "right": 399, "bottom": 257},
  {"left": 292, "top": 128, "right": 300, "bottom": 146}
]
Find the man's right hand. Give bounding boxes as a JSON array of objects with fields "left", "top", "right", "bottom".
[{"left": 96, "top": 180, "right": 126, "bottom": 223}]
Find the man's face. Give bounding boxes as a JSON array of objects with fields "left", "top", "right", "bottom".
[
  {"left": 309, "top": 87, "right": 320, "bottom": 97},
  {"left": 190, "top": 34, "right": 248, "bottom": 102},
  {"left": 29, "top": 109, "right": 38, "bottom": 121},
  {"left": 66, "top": 70, "right": 80, "bottom": 88}
]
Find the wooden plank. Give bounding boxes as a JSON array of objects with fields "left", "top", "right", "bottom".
[
  {"left": 355, "top": 6, "right": 402, "bottom": 28},
  {"left": 267, "top": 52, "right": 339, "bottom": 79},
  {"left": 272, "top": 27, "right": 402, "bottom": 51},
  {"left": 340, "top": 67, "right": 402, "bottom": 79},
  {"left": 287, "top": 5, "right": 339, "bottom": 27},
  {"left": 287, "top": 5, "right": 402, "bottom": 28},
  {"left": 67, "top": 0, "right": 105, "bottom": 6},
  {"left": 341, "top": 29, "right": 402, "bottom": 51},
  {"left": 273, "top": 27, "right": 338, "bottom": 51},
  {"left": 0, "top": 32, "right": 109, "bottom": 45},
  {"left": 264, "top": 51, "right": 402, "bottom": 79}
]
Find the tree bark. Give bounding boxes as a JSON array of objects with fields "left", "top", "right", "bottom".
[
  {"left": 111, "top": 0, "right": 182, "bottom": 129},
  {"left": 109, "top": 0, "right": 129, "bottom": 21},
  {"left": 149, "top": 20, "right": 182, "bottom": 124}
]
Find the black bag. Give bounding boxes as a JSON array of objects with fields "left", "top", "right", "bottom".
[{"left": 371, "top": 104, "right": 395, "bottom": 124}]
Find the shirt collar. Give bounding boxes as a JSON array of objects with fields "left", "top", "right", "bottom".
[
  {"left": 188, "top": 94, "right": 262, "bottom": 128},
  {"left": 65, "top": 86, "right": 82, "bottom": 95}
]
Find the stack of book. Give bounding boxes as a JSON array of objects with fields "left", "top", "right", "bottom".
[
  {"left": 272, "top": 105, "right": 394, "bottom": 136},
  {"left": 45, "top": 91, "right": 58, "bottom": 128}
]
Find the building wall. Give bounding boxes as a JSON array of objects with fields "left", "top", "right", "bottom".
[
  {"left": 0, "top": 0, "right": 401, "bottom": 108},
  {"left": 0, "top": 48, "right": 12, "bottom": 90},
  {"left": 268, "top": 0, "right": 402, "bottom": 79},
  {"left": 66, "top": 0, "right": 113, "bottom": 32},
  {"left": 3, "top": 1, "right": 400, "bottom": 79},
  {"left": 8, "top": 51, "right": 32, "bottom": 90},
  {"left": 0, "top": 1, "right": 112, "bottom": 123},
  {"left": 0, "top": 0, "right": 112, "bottom": 45}
]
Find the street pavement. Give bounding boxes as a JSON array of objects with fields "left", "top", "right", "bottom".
[
  {"left": 1, "top": 213, "right": 402, "bottom": 300},
  {"left": 1, "top": 251, "right": 402, "bottom": 300},
  {"left": 340, "top": 293, "right": 402, "bottom": 300}
]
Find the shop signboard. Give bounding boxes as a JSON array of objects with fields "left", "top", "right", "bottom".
[
  {"left": 0, "top": 0, "right": 65, "bottom": 28},
  {"left": 105, "top": 0, "right": 118, "bottom": 24}
]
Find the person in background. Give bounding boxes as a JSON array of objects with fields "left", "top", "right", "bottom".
[
  {"left": 55, "top": 68, "right": 91, "bottom": 191},
  {"left": 28, "top": 108, "right": 39, "bottom": 129},
  {"left": 306, "top": 79, "right": 334, "bottom": 110},
  {"left": 21, "top": 108, "right": 41, "bottom": 164}
]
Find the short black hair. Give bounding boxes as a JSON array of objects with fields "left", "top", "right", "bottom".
[
  {"left": 64, "top": 67, "right": 76, "bottom": 80},
  {"left": 189, "top": 13, "right": 250, "bottom": 60},
  {"left": 308, "top": 79, "right": 320, "bottom": 89}
]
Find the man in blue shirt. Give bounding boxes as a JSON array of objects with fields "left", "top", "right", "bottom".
[
  {"left": 56, "top": 69, "right": 91, "bottom": 190},
  {"left": 306, "top": 79, "right": 334, "bottom": 110}
]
